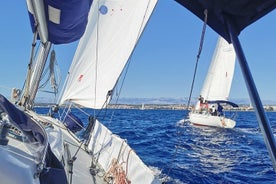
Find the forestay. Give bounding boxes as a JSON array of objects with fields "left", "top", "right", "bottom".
[{"left": 59, "top": 0, "right": 158, "bottom": 109}]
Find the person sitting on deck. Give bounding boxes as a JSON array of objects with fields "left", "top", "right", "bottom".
[
  {"left": 210, "top": 105, "right": 217, "bottom": 116},
  {"left": 217, "top": 103, "right": 224, "bottom": 116},
  {"left": 204, "top": 100, "right": 209, "bottom": 109},
  {"left": 198, "top": 95, "right": 204, "bottom": 108}
]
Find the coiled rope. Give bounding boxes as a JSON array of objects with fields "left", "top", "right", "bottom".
[{"left": 103, "top": 148, "right": 132, "bottom": 184}]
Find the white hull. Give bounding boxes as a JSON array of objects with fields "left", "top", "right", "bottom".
[
  {"left": 37, "top": 113, "right": 159, "bottom": 184},
  {"left": 189, "top": 112, "right": 236, "bottom": 128}
]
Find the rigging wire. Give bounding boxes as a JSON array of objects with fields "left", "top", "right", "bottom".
[
  {"left": 105, "top": 0, "right": 156, "bottom": 124},
  {"left": 94, "top": 0, "right": 155, "bottom": 121},
  {"left": 186, "top": 9, "right": 208, "bottom": 110},
  {"left": 50, "top": 1, "right": 158, "bottom": 179},
  {"left": 87, "top": 1, "right": 156, "bottom": 175},
  {"left": 164, "top": 9, "right": 208, "bottom": 183},
  {"left": 38, "top": 48, "right": 61, "bottom": 100}
]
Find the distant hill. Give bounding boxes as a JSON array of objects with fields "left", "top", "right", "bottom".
[
  {"left": 111, "top": 97, "right": 276, "bottom": 105},
  {"left": 112, "top": 97, "right": 186, "bottom": 105},
  {"left": 34, "top": 96, "right": 276, "bottom": 105}
]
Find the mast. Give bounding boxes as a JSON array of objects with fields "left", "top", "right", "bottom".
[
  {"left": 28, "top": 42, "right": 52, "bottom": 108},
  {"left": 20, "top": 0, "right": 50, "bottom": 109}
]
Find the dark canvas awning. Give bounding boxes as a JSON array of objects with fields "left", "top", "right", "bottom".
[
  {"left": 207, "top": 100, "right": 239, "bottom": 108},
  {"left": 175, "top": 0, "right": 276, "bottom": 42}
]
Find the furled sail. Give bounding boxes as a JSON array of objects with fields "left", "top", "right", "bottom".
[{"left": 59, "top": 0, "right": 157, "bottom": 109}]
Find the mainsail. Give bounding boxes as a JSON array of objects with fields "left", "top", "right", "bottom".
[
  {"left": 59, "top": 0, "right": 157, "bottom": 109},
  {"left": 195, "top": 36, "right": 236, "bottom": 110}
]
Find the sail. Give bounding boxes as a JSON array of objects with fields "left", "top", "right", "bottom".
[
  {"left": 59, "top": 0, "right": 157, "bottom": 109},
  {"left": 196, "top": 37, "right": 236, "bottom": 109}
]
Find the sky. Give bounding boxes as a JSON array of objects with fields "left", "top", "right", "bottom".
[{"left": 0, "top": 1, "right": 276, "bottom": 104}]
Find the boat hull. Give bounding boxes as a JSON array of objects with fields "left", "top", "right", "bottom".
[
  {"left": 189, "top": 112, "right": 236, "bottom": 128},
  {"left": 39, "top": 114, "right": 158, "bottom": 184}
]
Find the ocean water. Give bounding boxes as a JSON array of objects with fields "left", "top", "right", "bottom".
[{"left": 36, "top": 108, "right": 276, "bottom": 184}]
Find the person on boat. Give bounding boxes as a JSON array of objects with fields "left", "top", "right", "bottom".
[
  {"left": 210, "top": 105, "right": 217, "bottom": 116},
  {"left": 204, "top": 100, "right": 209, "bottom": 109},
  {"left": 198, "top": 95, "right": 204, "bottom": 108},
  {"left": 217, "top": 103, "right": 224, "bottom": 116}
]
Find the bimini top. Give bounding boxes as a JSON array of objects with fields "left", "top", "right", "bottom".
[
  {"left": 207, "top": 100, "right": 239, "bottom": 108},
  {"left": 175, "top": 0, "right": 276, "bottom": 43}
]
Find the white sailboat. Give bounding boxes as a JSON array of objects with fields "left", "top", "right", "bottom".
[
  {"left": 141, "top": 104, "right": 145, "bottom": 110},
  {"left": 189, "top": 36, "right": 238, "bottom": 128},
  {"left": 0, "top": 0, "right": 160, "bottom": 184}
]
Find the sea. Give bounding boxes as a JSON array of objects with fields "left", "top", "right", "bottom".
[{"left": 35, "top": 108, "right": 276, "bottom": 184}]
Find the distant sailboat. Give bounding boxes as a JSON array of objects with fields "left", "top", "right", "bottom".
[
  {"left": 141, "top": 103, "right": 145, "bottom": 110},
  {"left": 189, "top": 36, "right": 238, "bottom": 128}
]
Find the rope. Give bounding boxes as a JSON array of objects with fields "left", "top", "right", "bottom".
[
  {"left": 103, "top": 149, "right": 133, "bottom": 184},
  {"left": 39, "top": 49, "right": 61, "bottom": 99},
  {"left": 186, "top": 9, "right": 208, "bottom": 110},
  {"left": 125, "top": 149, "right": 133, "bottom": 180}
]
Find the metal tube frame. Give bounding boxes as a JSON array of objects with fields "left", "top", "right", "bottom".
[{"left": 227, "top": 18, "right": 276, "bottom": 170}]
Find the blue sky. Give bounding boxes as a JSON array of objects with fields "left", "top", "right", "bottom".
[{"left": 0, "top": 1, "right": 276, "bottom": 104}]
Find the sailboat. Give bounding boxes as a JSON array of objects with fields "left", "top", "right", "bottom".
[
  {"left": 176, "top": 0, "right": 276, "bottom": 170},
  {"left": 2, "top": 0, "right": 276, "bottom": 182},
  {"left": 0, "top": 0, "right": 160, "bottom": 183},
  {"left": 141, "top": 104, "right": 145, "bottom": 110},
  {"left": 189, "top": 36, "right": 238, "bottom": 128}
]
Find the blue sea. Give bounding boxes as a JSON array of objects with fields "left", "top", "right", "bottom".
[{"left": 36, "top": 108, "right": 276, "bottom": 184}]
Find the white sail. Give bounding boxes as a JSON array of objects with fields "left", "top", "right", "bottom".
[
  {"left": 59, "top": 0, "right": 157, "bottom": 108},
  {"left": 195, "top": 36, "right": 236, "bottom": 110},
  {"left": 190, "top": 36, "right": 237, "bottom": 128}
]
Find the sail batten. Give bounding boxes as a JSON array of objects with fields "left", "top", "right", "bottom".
[{"left": 59, "top": 0, "right": 157, "bottom": 109}]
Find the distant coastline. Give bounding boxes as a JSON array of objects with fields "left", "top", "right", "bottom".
[
  {"left": 33, "top": 96, "right": 276, "bottom": 111},
  {"left": 34, "top": 102, "right": 276, "bottom": 112}
]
